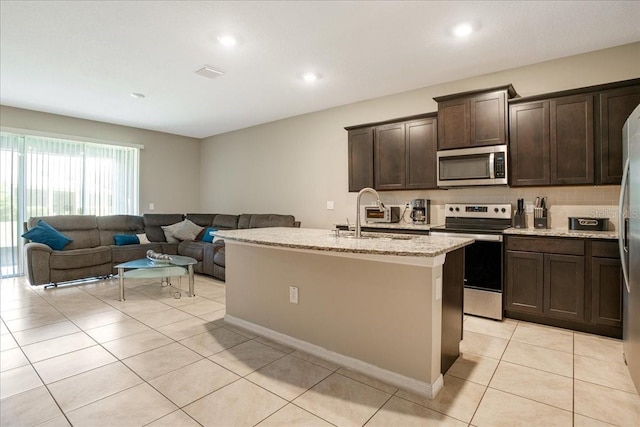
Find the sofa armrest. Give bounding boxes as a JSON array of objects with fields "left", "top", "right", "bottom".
[{"left": 24, "top": 242, "right": 52, "bottom": 286}]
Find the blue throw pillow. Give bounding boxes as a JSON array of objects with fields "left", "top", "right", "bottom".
[
  {"left": 21, "top": 220, "right": 73, "bottom": 250},
  {"left": 201, "top": 227, "right": 218, "bottom": 243},
  {"left": 113, "top": 234, "right": 140, "bottom": 246}
]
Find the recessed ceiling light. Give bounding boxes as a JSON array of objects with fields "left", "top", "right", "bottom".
[
  {"left": 452, "top": 22, "right": 474, "bottom": 38},
  {"left": 217, "top": 34, "right": 237, "bottom": 47},
  {"left": 130, "top": 92, "right": 145, "bottom": 99},
  {"left": 301, "top": 72, "right": 321, "bottom": 82}
]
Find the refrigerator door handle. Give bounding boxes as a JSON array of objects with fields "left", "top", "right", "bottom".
[{"left": 619, "top": 157, "right": 631, "bottom": 293}]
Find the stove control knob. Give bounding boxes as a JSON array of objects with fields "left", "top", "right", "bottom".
[
  {"left": 449, "top": 207, "right": 454, "bottom": 212},
  {"left": 494, "top": 208, "right": 499, "bottom": 213},
  {"left": 501, "top": 208, "right": 506, "bottom": 213},
  {"left": 455, "top": 207, "right": 460, "bottom": 212}
]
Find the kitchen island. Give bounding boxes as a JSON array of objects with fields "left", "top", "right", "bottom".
[{"left": 216, "top": 227, "right": 473, "bottom": 398}]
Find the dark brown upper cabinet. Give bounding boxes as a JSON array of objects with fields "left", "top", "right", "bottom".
[
  {"left": 596, "top": 84, "right": 640, "bottom": 184},
  {"left": 346, "top": 114, "right": 437, "bottom": 192},
  {"left": 375, "top": 123, "right": 406, "bottom": 190},
  {"left": 550, "top": 94, "right": 594, "bottom": 185},
  {"left": 509, "top": 78, "right": 640, "bottom": 187},
  {"left": 347, "top": 127, "right": 374, "bottom": 192},
  {"left": 434, "top": 85, "right": 518, "bottom": 150},
  {"left": 405, "top": 118, "right": 438, "bottom": 189},
  {"left": 510, "top": 94, "right": 594, "bottom": 186},
  {"left": 510, "top": 101, "right": 550, "bottom": 186}
]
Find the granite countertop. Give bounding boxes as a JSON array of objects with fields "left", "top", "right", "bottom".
[
  {"left": 216, "top": 227, "right": 473, "bottom": 257},
  {"left": 503, "top": 227, "right": 619, "bottom": 240}
]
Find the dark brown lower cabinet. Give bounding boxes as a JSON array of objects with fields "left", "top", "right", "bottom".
[
  {"left": 591, "top": 257, "right": 623, "bottom": 328},
  {"left": 506, "top": 251, "right": 543, "bottom": 314},
  {"left": 544, "top": 254, "right": 585, "bottom": 322},
  {"left": 505, "top": 236, "right": 622, "bottom": 338}
]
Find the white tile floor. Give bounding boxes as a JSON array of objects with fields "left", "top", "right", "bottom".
[{"left": 1, "top": 274, "right": 639, "bottom": 426}]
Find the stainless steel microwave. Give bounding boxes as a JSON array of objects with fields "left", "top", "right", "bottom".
[{"left": 437, "top": 145, "right": 508, "bottom": 187}]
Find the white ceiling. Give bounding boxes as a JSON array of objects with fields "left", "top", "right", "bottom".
[{"left": 1, "top": 1, "right": 639, "bottom": 139}]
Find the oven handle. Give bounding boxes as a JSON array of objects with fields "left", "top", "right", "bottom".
[{"left": 430, "top": 231, "right": 503, "bottom": 242}]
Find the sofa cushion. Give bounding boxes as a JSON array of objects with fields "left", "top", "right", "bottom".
[
  {"left": 113, "top": 234, "right": 139, "bottom": 245},
  {"left": 97, "top": 215, "right": 145, "bottom": 246},
  {"left": 50, "top": 246, "right": 111, "bottom": 270},
  {"left": 178, "top": 240, "right": 207, "bottom": 261},
  {"left": 27, "top": 215, "right": 100, "bottom": 250},
  {"left": 22, "top": 220, "right": 73, "bottom": 250},
  {"left": 137, "top": 233, "right": 151, "bottom": 244},
  {"left": 237, "top": 214, "right": 252, "bottom": 229},
  {"left": 249, "top": 214, "right": 296, "bottom": 228},
  {"left": 111, "top": 243, "right": 162, "bottom": 265},
  {"left": 201, "top": 227, "right": 218, "bottom": 243},
  {"left": 213, "top": 245, "right": 226, "bottom": 267},
  {"left": 185, "top": 214, "right": 217, "bottom": 227},
  {"left": 212, "top": 214, "right": 239, "bottom": 230},
  {"left": 143, "top": 214, "right": 184, "bottom": 242},
  {"left": 173, "top": 219, "right": 204, "bottom": 241}
]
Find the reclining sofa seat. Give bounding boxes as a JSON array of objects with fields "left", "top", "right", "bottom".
[{"left": 178, "top": 213, "right": 300, "bottom": 281}]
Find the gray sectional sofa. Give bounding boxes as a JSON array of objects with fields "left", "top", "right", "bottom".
[{"left": 23, "top": 213, "right": 299, "bottom": 286}]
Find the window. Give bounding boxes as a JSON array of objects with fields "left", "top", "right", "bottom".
[{"left": 0, "top": 131, "right": 139, "bottom": 277}]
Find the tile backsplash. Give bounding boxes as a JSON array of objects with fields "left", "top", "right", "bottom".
[{"left": 381, "top": 185, "right": 622, "bottom": 231}]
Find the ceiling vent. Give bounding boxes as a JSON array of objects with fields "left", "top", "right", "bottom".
[{"left": 195, "top": 66, "right": 224, "bottom": 79}]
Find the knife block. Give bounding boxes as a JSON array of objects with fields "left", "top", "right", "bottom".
[
  {"left": 513, "top": 212, "right": 527, "bottom": 229},
  {"left": 534, "top": 208, "right": 548, "bottom": 229}
]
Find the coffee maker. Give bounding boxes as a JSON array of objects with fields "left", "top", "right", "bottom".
[{"left": 410, "top": 199, "right": 430, "bottom": 224}]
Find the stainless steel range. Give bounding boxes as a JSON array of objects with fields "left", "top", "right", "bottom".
[{"left": 430, "top": 203, "right": 512, "bottom": 320}]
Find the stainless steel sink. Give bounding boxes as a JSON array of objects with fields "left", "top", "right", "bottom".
[{"left": 337, "top": 232, "right": 414, "bottom": 241}]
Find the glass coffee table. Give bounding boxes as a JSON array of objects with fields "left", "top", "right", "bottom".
[{"left": 115, "top": 255, "right": 197, "bottom": 301}]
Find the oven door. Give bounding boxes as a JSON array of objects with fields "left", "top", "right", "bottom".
[{"left": 431, "top": 231, "right": 504, "bottom": 320}]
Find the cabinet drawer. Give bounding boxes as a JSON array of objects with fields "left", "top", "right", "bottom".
[
  {"left": 591, "top": 241, "right": 620, "bottom": 258},
  {"left": 506, "top": 236, "right": 584, "bottom": 255}
]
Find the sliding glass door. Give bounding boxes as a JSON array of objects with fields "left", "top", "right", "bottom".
[{"left": 0, "top": 132, "right": 139, "bottom": 277}]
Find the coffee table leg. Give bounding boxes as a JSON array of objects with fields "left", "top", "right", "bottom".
[
  {"left": 188, "top": 265, "right": 195, "bottom": 297},
  {"left": 118, "top": 267, "right": 125, "bottom": 301}
]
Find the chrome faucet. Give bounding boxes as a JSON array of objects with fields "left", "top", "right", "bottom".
[{"left": 356, "top": 187, "right": 385, "bottom": 238}]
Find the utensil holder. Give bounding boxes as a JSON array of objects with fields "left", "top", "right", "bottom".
[
  {"left": 513, "top": 212, "right": 527, "bottom": 229},
  {"left": 534, "top": 208, "right": 548, "bottom": 229}
]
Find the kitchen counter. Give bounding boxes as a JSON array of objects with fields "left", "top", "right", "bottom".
[
  {"left": 216, "top": 227, "right": 471, "bottom": 259},
  {"left": 218, "top": 227, "right": 471, "bottom": 399},
  {"left": 504, "top": 227, "right": 618, "bottom": 240}
]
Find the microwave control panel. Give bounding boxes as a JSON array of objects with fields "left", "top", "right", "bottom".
[{"left": 494, "top": 152, "right": 506, "bottom": 178}]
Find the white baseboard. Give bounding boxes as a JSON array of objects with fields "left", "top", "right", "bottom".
[{"left": 225, "top": 314, "right": 444, "bottom": 399}]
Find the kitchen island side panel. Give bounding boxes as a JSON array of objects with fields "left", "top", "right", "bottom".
[{"left": 224, "top": 242, "right": 443, "bottom": 384}]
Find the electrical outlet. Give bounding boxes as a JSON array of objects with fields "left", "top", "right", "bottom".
[
  {"left": 326, "top": 201, "right": 334, "bottom": 210},
  {"left": 289, "top": 286, "right": 298, "bottom": 304},
  {"left": 149, "top": 202, "right": 155, "bottom": 211}
]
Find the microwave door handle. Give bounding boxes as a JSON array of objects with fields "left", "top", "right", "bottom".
[
  {"left": 618, "top": 157, "right": 630, "bottom": 292},
  {"left": 488, "top": 153, "right": 495, "bottom": 179}
]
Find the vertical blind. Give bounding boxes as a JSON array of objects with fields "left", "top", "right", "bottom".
[{"left": 0, "top": 132, "right": 139, "bottom": 277}]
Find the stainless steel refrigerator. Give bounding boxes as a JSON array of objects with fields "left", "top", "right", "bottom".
[{"left": 620, "top": 103, "right": 640, "bottom": 394}]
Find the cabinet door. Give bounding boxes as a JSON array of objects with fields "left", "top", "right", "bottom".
[
  {"left": 470, "top": 90, "right": 508, "bottom": 147},
  {"left": 550, "top": 94, "right": 594, "bottom": 185},
  {"left": 506, "top": 251, "right": 544, "bottom": 314},
  {"left": 591, "top": 257, "right": 623, "bottom": 328},
  {"left": 348, "top": 128, "right": 374, "bottom": 192},
  {"left": 509, "top": 101, "right": 550, "bottom": 186},
  {"left": 374, "top": 123, "right": 405, "bottom": 190},
  {"left": 597, "top": 85, "right": 640, "bottom": 184},
  {"left": 437, "top": 98, "right": 469, "bottom": 150},
  {"left": 405, "top": 118, "right": 437, "bottom": 189},
  {"left": 544, "top": 254, "right": 585, "bottom": 321}
]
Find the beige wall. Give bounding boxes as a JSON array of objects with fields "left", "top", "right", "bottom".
[
  {"left": 0, "top": 105, "right": 201, "bottom": 214},
  {"left": 201, "top": 42, "right": 640, "bottom": 229}
]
